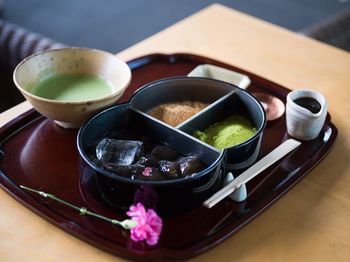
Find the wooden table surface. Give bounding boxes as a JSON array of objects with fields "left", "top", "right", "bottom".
[{"left": 1, "top": 4, "right": 350, "bottom": 261}]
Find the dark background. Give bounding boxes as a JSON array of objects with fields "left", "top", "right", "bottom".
[{"left": 2, "top": 0, "right": 350, "bottom": 53}]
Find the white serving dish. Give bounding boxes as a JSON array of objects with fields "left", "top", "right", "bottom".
[{"left": 187, "top": 64, "right": 251, "bottom": 89}]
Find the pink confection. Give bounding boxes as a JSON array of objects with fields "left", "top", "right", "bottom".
[
  {"left": 142, "top": 167, "right": 152, "bottom": 176},
  {"left": 127, "top": 203, "right": 163, "bottom": 246}
]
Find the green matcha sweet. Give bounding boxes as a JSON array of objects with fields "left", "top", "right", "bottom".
[
  {"left": 194, "top": 115, "right": 256, "bottom": 150},
  {"left": 31, "top": 74, "right": 114, "bottom": 102}
]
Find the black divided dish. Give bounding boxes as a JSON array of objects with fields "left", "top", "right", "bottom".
[{"left": 77, "top": 77, "right": 266, "bottom": 215}]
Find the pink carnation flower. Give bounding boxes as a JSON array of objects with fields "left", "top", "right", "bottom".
[{"left": 126, "top": 203, "right": 163, "bottom": 246}]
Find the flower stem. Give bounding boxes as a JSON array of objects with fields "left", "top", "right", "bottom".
[{"left": 20, "top": 185, "right": 137, "bottom": 230}]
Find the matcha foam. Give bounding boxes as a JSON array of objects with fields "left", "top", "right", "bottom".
[
  {"left": 30, "top": 74, "right": 114, "bottom": 102},
  {"left": 193, "top": 115, "right": 256, "bottom": 150}
]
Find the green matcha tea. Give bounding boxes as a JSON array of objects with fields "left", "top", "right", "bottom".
[
  {"left": 31, "top": 74, "right": 114, "bottom": 102},
  {"left": 194, "top": 115, "right": 256, "bottom": 150}
]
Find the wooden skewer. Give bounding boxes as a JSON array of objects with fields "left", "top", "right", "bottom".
[{"left": 203, "top": 139, "right": 301, "bottom": 208}]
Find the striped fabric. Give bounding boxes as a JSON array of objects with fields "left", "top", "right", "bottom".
[
  {"left": 301, "top": 9, "right": 350, "bottom": 52},
  {"left": 0, "top": 20, "right": 67, "bottom": 71}
]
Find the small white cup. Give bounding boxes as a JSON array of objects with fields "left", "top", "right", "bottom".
[{"left": 286, "top": 89, "right": 327, "bottom": 140}]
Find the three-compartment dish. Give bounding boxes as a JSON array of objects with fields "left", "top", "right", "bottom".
[{"left": 77, "top": 77, "right": 266, "bottom": 214}]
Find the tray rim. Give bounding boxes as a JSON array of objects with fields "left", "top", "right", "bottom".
[{"left": 0, "top": 53, "right": 338, "bottom": 260}]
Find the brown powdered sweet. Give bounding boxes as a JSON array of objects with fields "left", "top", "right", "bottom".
[{"left": 148, "top": 101, "right": 208, "bottom": 127}]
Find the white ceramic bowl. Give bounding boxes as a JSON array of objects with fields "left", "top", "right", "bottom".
[{"left": 13, "top": 48, "right": 131, "bottom": 128}]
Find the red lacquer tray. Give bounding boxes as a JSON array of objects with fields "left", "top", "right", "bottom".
[{"left": 0, "top": 54, "right": 337, "bottom": 260}]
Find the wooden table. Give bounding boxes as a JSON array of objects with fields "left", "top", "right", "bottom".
[{"left": 1, "top": 4, "right": 349, "bottom": 261}]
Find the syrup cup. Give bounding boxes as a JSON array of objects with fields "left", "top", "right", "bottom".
[{"left": 286, "top": 89, "right": 327, "bottom": 140}]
